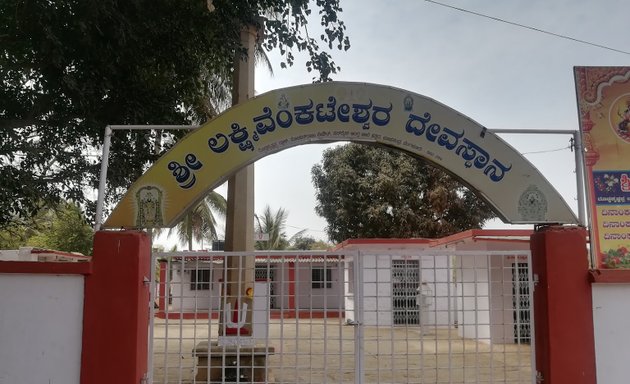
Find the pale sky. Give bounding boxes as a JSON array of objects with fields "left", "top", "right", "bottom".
[{"left": 156, "top": 0, "right": 629, "bottom": 249}]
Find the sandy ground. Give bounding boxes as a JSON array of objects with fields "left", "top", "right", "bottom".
[{"left": 151, "top": 318, "right": 532, "bottom": 384}]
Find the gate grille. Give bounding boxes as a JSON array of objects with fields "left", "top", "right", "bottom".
[{"left": 150, "top": 250, "right": 535, "bottom": 383}]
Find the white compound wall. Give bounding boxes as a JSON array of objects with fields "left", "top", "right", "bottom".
[
  {"left": 0, "top": 274, "right": 84, "bottom": 384},
  {"left": 592, "top": 283, "right": 630, "bottom": 384}
]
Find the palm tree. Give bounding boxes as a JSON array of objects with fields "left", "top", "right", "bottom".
[
  {"left": 168, "top": 191, "right": 227, "bottom": 250},
  {"left": 254, "top": 205, "right": 306, "bottom": 250}
]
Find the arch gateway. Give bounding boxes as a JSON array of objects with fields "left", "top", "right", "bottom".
[
  {"left": 92, "top": 82, "right": 594, "bottom": 384},
  {"left": 103, "top": 81, "right": 577, "bottom": 229}
]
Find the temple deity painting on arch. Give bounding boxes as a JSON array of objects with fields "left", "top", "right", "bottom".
[{"left": 135, "top": 185, "right": 164, "bottom": 228}]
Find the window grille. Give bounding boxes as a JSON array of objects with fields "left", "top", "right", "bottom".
[
  {"left": 190, "top": 269, "right": 211, "bottom": 290},
  {"left": 312, "top": 267, "right": 332, "bottom": 288},
  {"left": 255, "top": 265, "right": 270, "bottom": 280}
]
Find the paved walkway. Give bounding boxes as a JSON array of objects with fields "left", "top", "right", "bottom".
[{"left": 151, "top": 319, "right": 532, "bottom": 384}]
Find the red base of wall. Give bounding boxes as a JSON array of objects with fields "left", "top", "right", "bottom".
[
  {"left": 155, "top": 310, "right": 344, "bottom": 320},
  {"left": 590, "top": 268, "right": 630, "bottom": 283},
  {"left": 155, "top": 312, "right": 219, "bottom": 320},
  {"left": 270, "top": 310, "right": 344, "bottom": 319},
  {"left": 0, "top": 260, "right": 92, "bottom": 275}
]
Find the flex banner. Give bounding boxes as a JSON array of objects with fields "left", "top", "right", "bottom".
[
  {"left": 104, "top": 82, "right": 577, "bottom": 229},
  {"left": 575, "top": 67, "right": 630, "bottom": 268}
]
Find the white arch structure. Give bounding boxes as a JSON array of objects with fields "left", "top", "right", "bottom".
[{"left": 102, "top": 82, "right": 578, "bottom": 229}]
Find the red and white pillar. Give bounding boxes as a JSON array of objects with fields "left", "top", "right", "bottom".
[{"left": 80, "top": 230, "right": 151, "bottom": 384}]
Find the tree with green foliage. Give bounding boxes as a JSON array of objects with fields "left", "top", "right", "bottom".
[
  {"left": 0, "top": 202, "right": 93, "bottom": 253},
  {"left": 0, "top": 211, "right": 46, "bottom": 250},
  {"left": 311, "top": 144, "right": 497, "bottom": 243},
  {"left": 254, "top": 205, "right": 306, "bottom": 250},
  {"left": 290, "top": 234, "right": 317, "bottom": 250},
  {"left": 0, "top": 0, "right": 350, "bottom": 229},
  {"left": 289, "top": 234, "right": 332, "bottom": 250}
]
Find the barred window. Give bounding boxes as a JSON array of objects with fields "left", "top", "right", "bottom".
[
  {"left": 312, "top": 267, "right": 332, "bottom": 289},
  {"left": 190, "top": 269, "right": 211, "bottom": 290},
  {"left": 255, "top": 265, "right": 270, "bottom": 280}
]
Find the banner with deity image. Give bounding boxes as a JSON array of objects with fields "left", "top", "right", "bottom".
[{"left": 575, "top": 66, "right": 630, "bottom": 268}]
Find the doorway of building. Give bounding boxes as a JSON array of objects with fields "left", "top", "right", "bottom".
[
  {"left": 512, "top": 262, "right": 531, "bottom": 344},
  {"left": 255, "top": 264, "right": 277, "bottom": 309},
  {"left": 392, "top": 259, "right": 420, "bottom": 325}
]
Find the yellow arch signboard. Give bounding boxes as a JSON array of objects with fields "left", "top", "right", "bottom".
[{"left": 104, "top": 82, "right": 577, "bottom": 228}]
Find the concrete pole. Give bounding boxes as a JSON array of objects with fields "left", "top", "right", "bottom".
[
  {"left": 225, "top": 25, "right": 256, "bottom": 252},
  {"left": 221, "top": 25, "right": 257, "bottom": 339}
]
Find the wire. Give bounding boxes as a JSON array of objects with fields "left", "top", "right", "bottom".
[
  {"left": 521, "top": 145, "right": 570, "bottom": 155},
  {"left": 286, "top": 224, "right": 327, "bottom": 233},
  {"left": 424, "top": 0, "right": 630, "bottom": 56}
]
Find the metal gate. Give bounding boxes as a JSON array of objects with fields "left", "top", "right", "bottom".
[{"left": 149, "top": 250, "right": 535, "bottom": 383}]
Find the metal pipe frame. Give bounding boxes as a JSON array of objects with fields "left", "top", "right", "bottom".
[
  {"left": 94, "top": 126, "right": 588, "bottom": 229},
  {"left": 488, "top": 128, "right": 586, "bottom": 227},
  {"left": 93, "top": 125, "right": 200, "bottom": 231}
]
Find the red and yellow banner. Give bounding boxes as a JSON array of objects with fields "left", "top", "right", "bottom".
[{"left": 575, "top": 67, "right": 630, "bottom": 268}]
